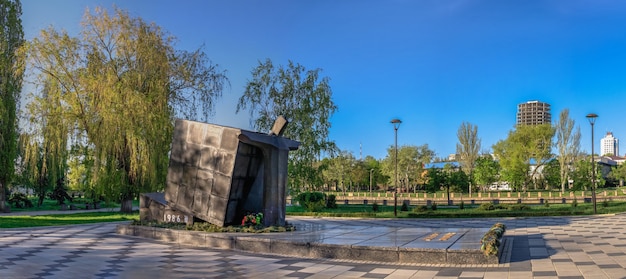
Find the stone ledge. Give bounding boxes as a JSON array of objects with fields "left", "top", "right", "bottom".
[{"left": 116, "top": 224, "right": 504, "bottom": 265}]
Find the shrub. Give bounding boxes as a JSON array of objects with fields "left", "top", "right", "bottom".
[
  {"left": 479, "top": 202, "right": 495, "bottom": 211},
  {"left": 372, "top": 202, "right": 379, "bottom": 212},
  {"left": 572, "top": 198, "right": 578, "bottom": 208},
  {"left": 544, "top": 199, "right": 550, "bottom": 208},
  {"left": 602, "top": 199, "right": 609, "bottom": 208},
  {"left": 459, "top": 201, "right": 465, "bottom": 210},
  {"left": 480, "top": 223, "right": 507, "bottom": 256},
  {"left": 295, "top": 192, "right": 327, "bottom": 212},
  {"left": 326, "top": 194, "right": 337, "bottom": 209},
  {"left": 401, "top": 202, "right": 409, "bottom": 211},
  {"left": 8, "top": 193, "right": 33, "bottom": 208},
  {"left": 507, "top": 204, "right": 530, "bottom": 211},
  {"left": 413, "top": 205, "right": 428, "bottom": 212},
  {"left": 431, "top": 202, "right": 437, "bottom": 211}
]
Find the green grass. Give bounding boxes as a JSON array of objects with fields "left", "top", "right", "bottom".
[
  {"left": 286, "top": 201, "right": 626, "bottom": 218},
  {"left": 0, "top": 212, "right": 139, "bottom": 229}
]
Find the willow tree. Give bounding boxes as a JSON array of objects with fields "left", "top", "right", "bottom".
[
  {"left": 554, "top": 109, "right": 580, "bottom": 193},
  {"left": 455, "top": 122, "right": 481, "bottom": 194},
  {"left": 0, "top": 0, "right": 24, "bottom": 212},
  {"left": 23, "top": 7, "right": 227, "bottom": 212},
  {"left": 237, "top": 59, "right": 336, "bottom": 193}
]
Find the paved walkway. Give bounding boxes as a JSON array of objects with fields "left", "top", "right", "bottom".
[{"left": 1, "top": 214, "right": 626, "bottom": 278}]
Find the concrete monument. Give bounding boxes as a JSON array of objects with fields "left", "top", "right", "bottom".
[{"left": 140, "top": 117, "right": 299, "bottom": 227}]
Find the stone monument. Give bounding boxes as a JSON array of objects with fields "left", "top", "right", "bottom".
[{"left": 140, "top": 117, "right": 299, "bottom": 227}]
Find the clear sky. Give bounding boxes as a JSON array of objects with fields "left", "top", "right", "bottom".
[{"left": 21, "top": 0, "right": 626, "bottom": 160}]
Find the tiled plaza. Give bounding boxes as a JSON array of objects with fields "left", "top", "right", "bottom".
[{"left": 1, "top": 214, "right": 626, "bottom": 278}]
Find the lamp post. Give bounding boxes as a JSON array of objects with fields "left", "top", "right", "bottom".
[
  {"left": 586, "top": 113, "right": 598, "bottom": 214},
  {"left": 391, "top": 118, "right": 402, "bottom": 217},
  {"left": 369, "top": 168, "right": 375, "bottom": 196}
]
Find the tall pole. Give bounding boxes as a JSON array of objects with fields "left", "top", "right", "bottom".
[
  {"left": 391, "top": 119, "right": 402, "bottom": 217},
  {"left": 369, "top": 170, "right": 372, "bottom": 196},
  {"left": 587, "top": 113, "right": 598, "bottom": 214}
]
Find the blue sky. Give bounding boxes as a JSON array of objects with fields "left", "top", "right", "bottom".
[{"left": 21, "top": 0, "right": 626, "bottom": 159}]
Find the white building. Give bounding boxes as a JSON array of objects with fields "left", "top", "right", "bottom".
[{"left": 601, "top": 132, "right": 619, "bottom": 156}]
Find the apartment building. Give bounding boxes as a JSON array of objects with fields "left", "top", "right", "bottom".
[{"left": 516, "top": 100, "right": 551, "bottom": 126}]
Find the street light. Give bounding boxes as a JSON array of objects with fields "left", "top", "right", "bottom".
[
  {"left": 586, "top": 113, "right": 598, "bottom": 214},
  {"left": 369, "top": 169, "right": 375, "bottom": 196},
  {"left": 391, "top": 118, "right": 402, "bottom": 217}
]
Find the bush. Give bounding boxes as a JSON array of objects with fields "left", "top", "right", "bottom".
[
  {"left": 401, "top": 202, "right": 409, "bottom": 211},
  {"left": 326, "top": 194, "right": 337, "bottom": 209},
  {"left": 431, "top": 202, "right": 437, "bottom": 211},
  {"left": 413, "top": 205, "right": 428, "bottom": 212},
  {"left": 8, "top": 193, "right": 33, "bottom": 208},
  {"left": 295, "top": 192, "right": 327, "bottom": 212},
  {"left": 372, "top": 202, "right": 379, "bottom": 212},
  {"left": 479, "top": 202, "right": 495, "bottom": 211},
  {"left": 572, "top": 198, "right": 578, "bottom": 208},
  {"left": 602, "top": 199, "right": 609, "bottom": 208},
  {"left": 507, "top": 204, "right": 531, "bottom": 211},
  {"left": 459, "top": 201, "right": 465, "bottom": 209},
  {"left": 544, "top": 199, "right": 550, "bottom": 208}
]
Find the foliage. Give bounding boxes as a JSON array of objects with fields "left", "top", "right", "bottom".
[
  {"left": 492, "top": 124, "right": 555, "bottom": 191},
  {"left": 608, "top": 163, "right": 626, "bottom": 186},
  {"left": 425, "top": 168, "right": 445, "bottom": 193},
  {"left": 481, "top": 223, "right": 506, "bottom": 256},
  {"left": 0, "top": 0, "right": 24, "bottom": 213},
  {"left": 237, "top": 59, "right": 336, "bottom": 192},
  {"left": 372, "top": 202, "right": 379, "bottom": 212},
  {"left": 431, "top": 202, "right": 437, "bottom": 211},
  {"left": 542, "top": 159, "right": 561, "bottom": 190},
  {"left": 413, "top": 205, "right": 428, "bottom": 212},
  {"left": 401, "top": 202, "right": 409, "bottom": 211},
  {"left": 479, "top": 202, "right": 495, "bottom": 211},
  {"left": 326, "top": 194, "right": 337, "bottom": 209},
  {"left": 473, "top": 156, "right": 500, "bottom": 191},
  {"left": 572, "top": 198, "right": 578, "bottom": 208},
  {"left": 459, "top": 200, "right": 465, "bottom": 209},
  {"left": 554, "top": 109, "right": 581, "bottom": 192},
  {"left": 22, "top": 7, "right": 227, "bottom": 212},
  {"left": 0, "top": 212, "right": 139, "bottom": 228},
  {"left": 294, "top": 191, "right": 327, "bottom": 212},
  {"left": 241, "top": 212, "right": 263, "bottom": 227},
  {"left": 48, "top": 179, "right": 72, "bottom": 205},
  {"left": 570, "top": 158, "right": 605, "bottom": 191},
  {"left": 8, "top": 192, "right": 32, "bottom": 208},
  {"left": 456, "top": 122, "right": 481, "bottom": 183},
  {"left": 507, "top": 204, "right": 530, "bottom": 211},
  {"left": 381, "top": 144, "right": 434, "bottom": 192}
]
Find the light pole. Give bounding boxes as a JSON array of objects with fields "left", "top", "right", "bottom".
[
  {"left": 369, "top": 169, "right": 375, "bottom": 196},
  {"left": 586, "top": 113, "right": 598, "bottom": 214},
  {"left": 391, "top": 118, "right": 402, "bottom": 217}
]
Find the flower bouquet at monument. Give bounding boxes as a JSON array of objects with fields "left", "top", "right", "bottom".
[{"left": 241, "top": 212, "right": 263, "bottom": 227}]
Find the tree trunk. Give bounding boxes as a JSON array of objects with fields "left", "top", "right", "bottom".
[
  {"left": 0, "top": 183, "right": 9, "bottom": 213},
  {"left": 120, "top": 199, "right": 133, "bottom": 213}
]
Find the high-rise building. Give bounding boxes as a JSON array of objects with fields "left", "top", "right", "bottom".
[
  {"left": 516, "top": 100, "right": 551, "bottom": 126},
  {"left": 601, "top": 132, "right": 619, "bottom": 156}
]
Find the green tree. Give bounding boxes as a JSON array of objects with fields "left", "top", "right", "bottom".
[
  {"left": 554, "top": 109, "right": 581, "bottom": 192},
  {"left": 608, "top": 163, "right": 626, "bottom": 187},
  {"left": 542, "top": 159, "right": 561, "bottom": 190},
  {"left": 0, "top": 0, "right": 24, "bottom": 212},
  {"left": 321, "top": 151, "right": 355, "bottom": 194},
  {"left": 381, "top": 144, "right": 434, "bottom": 193},
  {"left": 456, "top": 122, "right": 481, "bottom": 194},
  {"left": 237, "top": 58, "right": 336, "bottom": 193},
  {"left": 493, "top": 124, "right": 555, "bottom": 191},
  {"left": 425, "top": 168, "right": 445, "bottom": 193},
  {"left": 570, "top": 158, "right": 604, "bottom": 191},
  {"left": 23, "top": 7, "right": 227, "bottom": 212},
  {"left": 473, "top": 156, "right": 500, "bottom": 192}
]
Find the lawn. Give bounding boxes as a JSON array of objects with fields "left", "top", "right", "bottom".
[
  {"left": 286, "top": 200, "right": 626, "bottom": 218},
  {"left": 0, "top": 212, "right": 139, "bottom": 229}
]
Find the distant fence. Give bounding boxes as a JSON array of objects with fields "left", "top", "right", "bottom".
[{"left": 287, "top": 190, "right": 626, "bottom": 206}]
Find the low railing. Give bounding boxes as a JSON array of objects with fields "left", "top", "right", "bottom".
[{"left": 287, "top": 190, "right": 626, "bottom": 206}]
